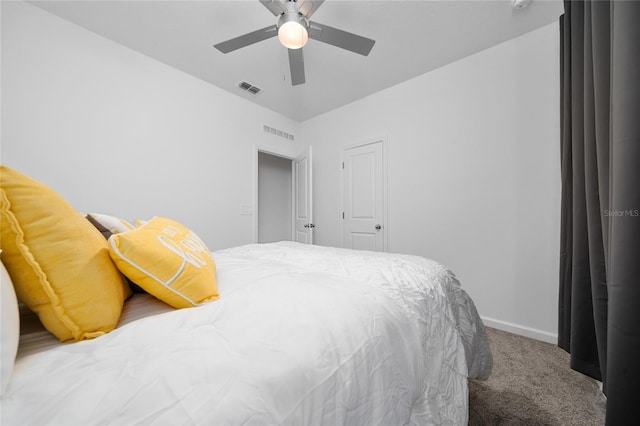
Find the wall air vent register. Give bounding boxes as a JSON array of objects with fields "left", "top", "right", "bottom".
[{"left": 263, "top": 124, "right": 295, "bottom": 141}]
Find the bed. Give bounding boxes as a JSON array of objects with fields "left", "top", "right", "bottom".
[
  {"left": 1, "top": 241, "right": 492, "bottom": 425},
  {"left": 0, "top": 165, "right": 491, "bottom": 425}
]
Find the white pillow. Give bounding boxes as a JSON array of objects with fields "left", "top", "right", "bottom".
[
  {"left": 1, "top": 254, "right": 20, "bottom": 395},
  {"left": 86, "top": 212, "right": 134, "bottom": 234}
]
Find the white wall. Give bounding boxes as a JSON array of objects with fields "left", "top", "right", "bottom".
[
  {"left": 258, "top": 152, "right": 292, "bottom": 243},
  {"left": 1, "top": 1, "right": 301, "bottom": 250},
  {"left": 300, "top": 23, "right": 561, "bottom": 341}
]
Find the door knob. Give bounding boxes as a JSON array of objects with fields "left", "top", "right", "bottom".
[{"left": 375, "top": 224, "right": 382, "bottom": 230}]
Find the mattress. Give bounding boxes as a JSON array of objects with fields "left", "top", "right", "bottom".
[{"left": 1, "top": 241, "right": 492, "bottom": 425}]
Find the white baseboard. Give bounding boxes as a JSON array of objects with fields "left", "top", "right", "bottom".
[{"left": 481, "top": 316, "right": 558, "bottom": 344}]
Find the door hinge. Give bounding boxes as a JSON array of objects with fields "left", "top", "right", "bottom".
[
  {"left": 342, "top": 212, "right": 344, "bottom": 219},
  {"left": 342, "top": 162, "right": 344, "bottom": 169}
]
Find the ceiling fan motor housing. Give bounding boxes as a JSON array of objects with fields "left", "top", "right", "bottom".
[{"left": 277, "top": 2, "right": 309, "bottom": 31}]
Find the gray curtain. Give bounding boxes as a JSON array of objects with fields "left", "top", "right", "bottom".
[{"left": 558, "top": 1, "right": 640, "bottom": 424}]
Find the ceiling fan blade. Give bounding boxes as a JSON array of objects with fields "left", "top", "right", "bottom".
[
  {"left": 295, "top": 0, "right": 325, "bottom": 19},
  {"left": 259, "top": 0, "right": 286, "bottom": 16},
  {"left": 308, "top": 21, "right": 375, "bottom": 56},
  {"left": 214, "top": 25, "right": 278, "bottom": 54},
  {"left": 288, "top": 48, "right": 305, "bottom": 86}
]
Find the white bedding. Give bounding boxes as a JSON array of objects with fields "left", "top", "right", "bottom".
[{"left": 1, "top": 242, "right": 492, "bottom": 425}]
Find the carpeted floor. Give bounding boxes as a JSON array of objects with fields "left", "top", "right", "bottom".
[{"left": 468, "top": 327, "right": 606, "bottom": 425}]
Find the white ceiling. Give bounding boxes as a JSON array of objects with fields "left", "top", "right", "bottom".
[{"left": 29, "top": 0, "right": 563, "bottom": 122}]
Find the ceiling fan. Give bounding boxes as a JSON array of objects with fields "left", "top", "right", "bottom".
[{"left": 214, "top": 0, "right": 375, "bottom": 86}]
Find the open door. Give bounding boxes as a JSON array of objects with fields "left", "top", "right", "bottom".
[{"left": 294, "top": 146, "right": 313, "bottom": 244}]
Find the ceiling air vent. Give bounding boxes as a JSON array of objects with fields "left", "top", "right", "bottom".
[{"left": 238, "top": 81, "right": 261, "bottom": 95}]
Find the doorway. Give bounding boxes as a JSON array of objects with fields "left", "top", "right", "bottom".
[
  {"left": 257, "top": 151, "right": 292, "bottom": 243},
  {"left": 256, "top": 147, "right": 313, "bottom": 244}
]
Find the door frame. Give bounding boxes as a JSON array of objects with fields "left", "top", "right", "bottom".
[
  {"left": 341, "top": 136, "right": 389, "bottom": 251},
  {"left": 253, "top": 145, "right": 296, "bottom": 244}
]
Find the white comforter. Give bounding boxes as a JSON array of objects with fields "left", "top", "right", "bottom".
[{"left": 2, "top": 242, "right": 492, "bottom": 425}]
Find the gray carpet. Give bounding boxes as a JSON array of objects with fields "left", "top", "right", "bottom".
[{"left": 468, "top": 327, "right": 606, "bottom": 425}]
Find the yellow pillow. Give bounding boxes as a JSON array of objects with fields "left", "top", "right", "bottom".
[
  {"left": 0, "top": 166, "right": 131, "bottom": 342},
  {"left": 108, "top": 217, "right": 218, "bottom": 308}
]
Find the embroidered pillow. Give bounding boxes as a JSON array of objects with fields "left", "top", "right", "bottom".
[{"left": 108, "top": 217, "right": 218, "bottom": 308}]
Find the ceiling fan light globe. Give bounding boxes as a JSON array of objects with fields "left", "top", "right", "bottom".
[{"left": 278, "top": 21, "right": 308, "bottom": 49}]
